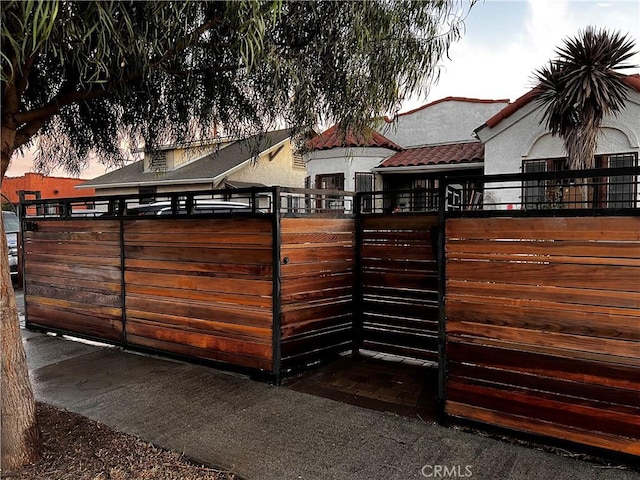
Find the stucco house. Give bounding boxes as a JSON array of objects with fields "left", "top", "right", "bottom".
[
  {"left": 474, "top": 74, "right": 640, "bottom": 209},
  {"left": 79, "top": 128, "right": 307, "bottom": 199},
  {"left": 2, "top": 172, "right": 95, "bottom": 205},
  {"left": 305, "top": 97, "right": 509, "bottom": 211}
]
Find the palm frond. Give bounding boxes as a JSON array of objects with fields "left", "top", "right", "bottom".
[{"left": 532, "top": 26, "right": 637, "bottom": 170}]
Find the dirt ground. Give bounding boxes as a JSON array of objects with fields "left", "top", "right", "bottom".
[{"left": 3, "top": 403, "right": 236, "bottom": 480}]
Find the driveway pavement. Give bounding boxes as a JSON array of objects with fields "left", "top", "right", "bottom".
[{"left": 21, "top": 325, "right": 639, "bottom": 480}]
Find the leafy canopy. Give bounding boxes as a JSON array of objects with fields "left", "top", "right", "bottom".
[
  {"left": 1, "top": 0, "right": 473, "bottom": 176},
  {"left": 533, "top": 26, "right": 636, "bottom": 170}
]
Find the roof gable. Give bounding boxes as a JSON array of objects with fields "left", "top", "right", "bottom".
[
  {"left": 483, "top": 74, "right": 640, "bottom": 130},
  {"left": 81, "top": 129, "right": 292, "bottom": 188},
  {"left": 388, "top": 96, "right": 510, "bottom": 121},
  {"left": 307, "top": 125, "right": 402, "bottom": 152}
]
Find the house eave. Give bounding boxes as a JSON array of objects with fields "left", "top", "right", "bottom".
[
  {"left": 76, "top": 176, "right": 224, "bottom": 190},
  {"left": 373, "top": 162, "right": 483, "bottom": 174},
  {"left": 77, "top": 138, "right": 291, "bottom": 191}
]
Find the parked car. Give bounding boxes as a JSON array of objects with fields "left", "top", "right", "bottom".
[
  {"left": 2, "top": 211, "right": 19, "bottom": 281},
  {"left": 125, "top": 200, "right": 257, "bottom": 216}
]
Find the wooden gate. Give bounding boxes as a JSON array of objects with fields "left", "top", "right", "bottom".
[{"left": 358, "top": 213, "right": 439, "bottom": 361}]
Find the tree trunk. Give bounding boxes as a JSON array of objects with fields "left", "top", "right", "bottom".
[{"left": 1, "top": 138, "right": 42, "bottom": 471}]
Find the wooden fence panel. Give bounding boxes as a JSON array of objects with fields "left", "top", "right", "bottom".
[
  {"left": 360, "top": 214, "right": 439, "bottom": 361},
  {"left": 280, "top": 217, "right": 355, "bottom": 371},
  {"left": 24, "top": 219, "right": 124, "bottom": 342},
  {"left": 445, "top": 216, "right": 640, "bottom": 456},
  {"left": 123, "top": 218, "right": 274, "bottom": 372}
]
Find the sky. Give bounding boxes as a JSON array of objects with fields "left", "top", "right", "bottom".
[
  {"left": 403, "top": 0, "right": 640, "bottom": 110},
  {"left": 6, "top": 0, "right": 640, "bottom": 179}
]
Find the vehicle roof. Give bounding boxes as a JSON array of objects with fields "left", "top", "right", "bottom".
[{"left": 2, "top": 210, "right": 20, "bottom": 232}]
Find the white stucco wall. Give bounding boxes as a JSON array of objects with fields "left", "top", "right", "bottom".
[
  {"left": 377, "top": 99, "right": 508, "bottom": 148},
  {"left": 477, "top": 89, "right": 640, "bottom": 207},
  {"left": 305, "top": 147, "right": 394, "bottom": 191}
]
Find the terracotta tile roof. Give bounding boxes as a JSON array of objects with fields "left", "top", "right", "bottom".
[
  {"left": 623, "top": 73, "right": 640, "bottom": 91},
  {"left": 378, "top": 142, "right": 484, "bottom": 168},
  {"left": 307, "top": 125, "right": 402, "bottom": 151},
  {"left": 484, "top": 73, "right": 640, "bottom": 129},
  {"left": 484, "top": 88, "right": 541, "bottom": 128}
]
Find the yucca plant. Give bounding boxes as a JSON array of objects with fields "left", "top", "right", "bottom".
[{"left": 534, "top": 27, "right": 636, "bottom": 172}]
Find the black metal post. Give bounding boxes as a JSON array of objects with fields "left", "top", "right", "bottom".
[
  {"left": 19, "top": 206, "right": 29, "bottom": 328},
  {"left": 436, "top": 179, "right": 449, "bottom": 422},
  {"left": 119, "top": 212, "right": 127, "bottom": 348},
  {"left": 271, "top": 186, "right": 283, "bottom": 383},
  {"left": 353, "top": 192, "right": 364, "bottom": 355}
]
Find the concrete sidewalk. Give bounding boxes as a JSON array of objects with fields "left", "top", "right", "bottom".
[{"left": 23, "top": 329, "right": 639, "bottom": 480}]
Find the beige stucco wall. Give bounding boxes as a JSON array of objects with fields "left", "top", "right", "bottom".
[
  {"left": 93, "top": 182, "right": 216, "bottom": 197},
  {"left": 226, "top": 140, "right": 306, "bottom": 188},
  {"left": 143, "top": 141, "right": 234, "bottom": 172}
]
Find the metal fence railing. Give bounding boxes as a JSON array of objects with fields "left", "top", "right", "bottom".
[
  {"left": 19, "top": 187, "right": 360, "bottom": 219},
  {"left": 451, "top": 166, "right": 639, "bottom": 213},
  {"left": 278, "top": 187, "right": 355, "bottom": 215},
  {"left": 355, "top": 166, "right": 639, "bottom": 216},
  {"left": 19, "top": 187, "right": 276, "bottom": 219}
]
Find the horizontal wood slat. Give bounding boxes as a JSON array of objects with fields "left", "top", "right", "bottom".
[
  {"left": 23, "top": 219, "right": 123, "bottom": 341},
  {"left": 124, "top": 217, "right": 272, "bottom": 234},
  {"left": 362, "top": 215, "right": 438, "bottom": 231},
  {"left": 126, "top": 333, "right": 272, "bottom": 371},
  {"left": 447, "top": 239, "right": 640, "bottom": 262},
  {"left": 360, "top": 213, "right": 439, "bottom": 361},
  {"left": 23, "top": 230, "right": 120, "bottom": 243},
  {"left": 446, "top": 401, "right": 640, "bottom": 457},
  {"left": 445, "top": 215, "right": 640, "bottom": 455},
  {"left": 123, "top": 218, "right": 275, "bottom": 372},
  {"left": 447, "top": 381, "right": 640, "bottom": 438},
  {"left": 447, "top": 260, "right": 639, "bottom": 292},
  {"left": 446, "top": 217, "right": 640, "bottom": 241},
  {"left": 279, "top": 218, "right": 355, "bottom": 370},
  {"left": 447, "top": 280, "right": 640, "bottom": 310},
  {"left": 26, "top": 219, "right": 120, "bottom": 233},
  {"left": 125, "top": 271, "right": 272, "bottom": 296},
  {"left": 447, "top": 295, "right": 639, "bottom": 340}
]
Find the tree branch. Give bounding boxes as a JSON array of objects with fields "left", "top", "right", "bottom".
[
  {"left": 13, "top": 13, "right": 228, "bottom": 132},
  {"left": 13, "top": 117, "right": 49, "bottom": 149},
  {"left": 151, "top": 13, "right": 223, "bottom": 68},
  {"left": 13, "top": 84, "right": 109, "bottom": 127},
  {"left": 15, "top": 54, "right": 37, "bottom": 98}
]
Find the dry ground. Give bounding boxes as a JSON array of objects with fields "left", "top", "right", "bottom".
[{"left": 3, "top": 403, "right": 236, "bottom": 480}]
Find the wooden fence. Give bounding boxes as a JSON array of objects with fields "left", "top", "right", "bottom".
[
  {"left": 22, "top": 213, "right": 357, "bottom": 377},
  {"left": 445, "top": 216, "right": 640, "bottom": 456},
  {"left": 20, "top": 186, "right": 640, "bottom": 458},
  {"left": 123, "top": 217, "right": 275, "bottom": 371},
  {"left": 359, "top": 214, "right": 439, "bottom": 361},
  {"left": 24, "top": 219, "right": 123, "bottom": 342},
  {"left": 280, "top": 217, "right": 355, "bottom": 372}
]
